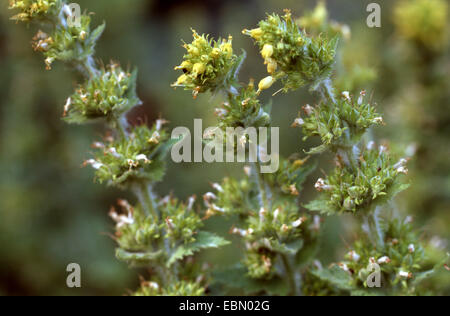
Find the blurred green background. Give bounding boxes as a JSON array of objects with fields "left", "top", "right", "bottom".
[{"left": 0, "top": 0, "right": 448, "bottom": 295}]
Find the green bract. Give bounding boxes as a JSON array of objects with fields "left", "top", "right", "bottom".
[
  {"left": 32, "top": 15, "right": 105, "bottom": 70},
  {"left": 215, "top": 81, "right": 271, "bottom": 130},
  {"left": 243, "top": 10, "right": 338, "bottom": 92},
  {"left": 134, "top": 280, "right": 205, "bottom": 296},
  {"left": 172, "top": 30, "right": 240, "bottom": 96},
  {"left": 206, "top": 160, "right": 319, "bottom": 285},
  {"left": 64, "top": 64, "right": 139, "bottom": 123},
  {"left": 297, "top": 91, "right": 383, "bottom": 154},
  {"left": 307, "top": 218, "right": 442, "bottom": 296},
  {"left": 306, "top": 146, "right": 409, "bottom": 215},
  {"left": 86, "top": 124, "right": 170, "bottom": 187}
]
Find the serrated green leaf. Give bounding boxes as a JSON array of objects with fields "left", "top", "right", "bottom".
[
  {"left": 167, "top": 231, "right": 230, "bottom": 266},
  {"left": 304, "top": 199, "right": 333, "bottom": 215},
  {"left": 115, "top": 248, "right": 163, "bottom": 266},
  {"left": 311, "top": 265, "right": 354, "bottom": 291},
  {"left": 87, "top": 22, "right": 106, "bottom": 48},
  {"left": 213, "top": 264, "right": 290, "bottom": 296}
]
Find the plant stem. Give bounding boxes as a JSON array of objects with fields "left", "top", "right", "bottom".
[
  {"left": 135, "top": 182, "right": 158, "bottom": 219},
  {"left": 319, "top": 78, "right": 337, "bottom": 104},
  {"left": 252, "top": 161, "right": 269, "bottom": 210},
  {"left": 281, "top": 254, "right": 300, "bottom": 296}
]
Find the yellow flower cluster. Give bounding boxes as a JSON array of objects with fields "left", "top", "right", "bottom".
[
  {"left": 9, "top": 0, "right": 60, "bottom": 22},
  {"left": 172, "top": 30, "right": 238, "bottom": 97},
  {"left": 243, "top": 9, "right": 337, "bottom": 93}
]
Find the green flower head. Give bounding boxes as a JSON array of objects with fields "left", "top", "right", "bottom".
[
  {"left": 63, "top": 63, "right": 139, "bottom": 123},
  {"left": 85, "top": 122, "right": 170, "bottom": 188}
]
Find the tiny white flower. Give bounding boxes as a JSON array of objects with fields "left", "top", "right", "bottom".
[
  {"left": 315, "top": 178, "right": 332, "bottom": 192},
  {"left": 398, "top": 270, "right": 412, "bottom": 279},
  {"left": 342, "top": 91, "right": 351, "bottom": 101},
  {"left": 378, "top": 256, "right": 391, "bottom": 264},
  {"left": 91, "top": 142, "right": 105, "bottom": 149},
  {"left": 358, "top": 90, "right": 366, "bottom": 105},
  {"left": 165, "top": 217, "right": 174, "bottom": 230},
  {"left": 136, "top": 154, "right": 150, "bottom": 163},
  {"left": 63, "top": 97, "right": 72, "bottom": 116},
  {"left": 211, "top": 183, "right": 223, "bottom": 193},
  {"left": 108, "top": 147, "right": 122, "bottom": 158},
  {"left": 127, "top": 159, "right": 137, "bottom": 168},
  {"left": 273, "top": 208, "right": 280, "bottom": 221},
  {"left": 338, "top": 262, "right": 350, "bottom": 272},
  {"left": 292, "top": 217, "right": 306, "bottom": 228},
  {"left": 341, "top": 25, "right": 351, "bottom": 40},
  {"left": 148, "top": 282, "right": 159, "bottom": 290},
  {"left": 187, "top": 195, "right": 196, "bottom": 211},
  {"left": 215, "top": 108, "right": 228, "bottom": 118},
  {"left": 393, "top": 158, "right": 408, "bottom": 169},
  {"left": 396, "top": 166, "right": 409, "bottom": 174},
  {"left": 109, "top": 207, "right": 134, "bottom": 229},
  {"left": 379, "top": 145, "right": 388, "bottom": 154},
  {"left": 367, "top": 141, "right": 376, "bottom": 151},
  {"left": 155, "top": 119, "right": 169, "bottom": 131},
  {"left": 404, "top": 216, "right": 413, "bottom": 224},
  {"left": 211, "top": 204, "right": 225, "bottom": 213},
  {"left": 84, "top": 159, "right": 103, "bottom": 170},
  {"left": 291, "top": 117, "right": 305, "bottom": 128},
  {"left": 347, "top": 251, "right": 360, "bottom": 262},
  {"left": 148, "top": 131, "right": 160, "bottom": 144},
  {"left": 259, "top": 208, "right": 267, "bottom": 222},
  {"left": 373, "top": 117, "right": 384, "bottom": 124},
  {"left": 79, "top": 31, "right": 87, "bottom": 41},
  {"left": 302, "top": 104, "right": 314, "bottom": 116},
  {"left": 313, "top": 215, "right": 321, "bottom": 231},
  {"left": 204, "top": 192, "right": 217, "bottom": 201},
  {"left": 408, "top": 244, "right": 415, "bottom": 253}
]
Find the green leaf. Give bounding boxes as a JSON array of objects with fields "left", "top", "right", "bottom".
[
  {"left": 305, "top": 144, "right": 328, "bottom": 155},
  {"left": 311, "top": 265, "right": 354, "bottom": 291},
  {"left": 167, "top": 231, "right": 230, "bottom": 266},
  {"left": 213, "top": 264, "right": 290, "bottom": 296},
  {"left": 304, "top": 198, "right": 333, "bottom": 215},
  {"left": 87, "top": 22, "right": 106, "bottom": 48},
  {"left": 115, "top": 248, "right": 163, "bottom": 266}
]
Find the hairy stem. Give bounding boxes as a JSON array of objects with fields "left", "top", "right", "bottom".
[{"left": 281, "top": 254, "right": 300, "bottom": 296}]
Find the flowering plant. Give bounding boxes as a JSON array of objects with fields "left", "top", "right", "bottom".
[{"left": 10, "top": 0, "right": 448, "bottom": 296}]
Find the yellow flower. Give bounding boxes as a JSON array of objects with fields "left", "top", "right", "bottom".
[
  {"left": 261, "top": 44, "right": 274, "bottom": 59},
  {"left": 173, "top": 74, "right": 188, "bottom": 86},
  {"left": 257, "top": 76, "right": 275, "bottom": 93},
  {"left": 266, "top": 58, "right": 277, "bottom": 74},
  {"left": 174, "top": 61, "right": 192, "bottom": 71},
  {"left": 192, "top": 63, "right": 206, "bottom": 75},
  {"left": 242, "top": 28, "right": 263, "bottom": 40}
]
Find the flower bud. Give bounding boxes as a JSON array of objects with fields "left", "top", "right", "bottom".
[
  {"left": 257, "top": 76, "right": 275, "bottom": 93},
  {"left": 193, "top": 63, "right": 206, "bottom": 75},
  {"left": 261, "top": 44, "right": 274, "bottom": 59}
]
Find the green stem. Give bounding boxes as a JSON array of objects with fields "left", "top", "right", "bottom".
[
  {"left": 281, "top": 254, "right": 300, "bottom": 296},
  {"left": 135, "top": 182, "right": 158, "bottom": 219},
  {"left": 252, "top": 162, "right": 269, "bottom": 210},
  {"left": 319, "top": 78, "right": 337, "bottom": 104}
]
